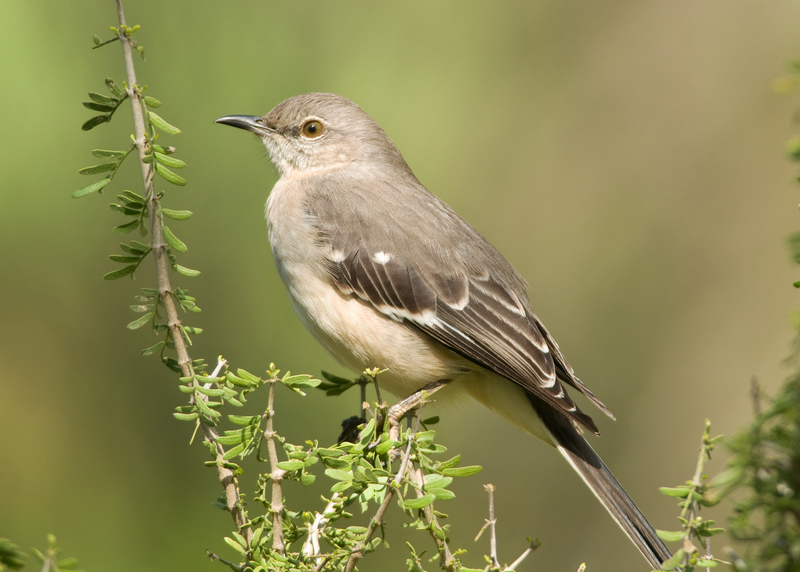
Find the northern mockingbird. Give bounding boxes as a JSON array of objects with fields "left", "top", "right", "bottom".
[{"left": 216, "top": 93, "right": 671, "bottom": 568}]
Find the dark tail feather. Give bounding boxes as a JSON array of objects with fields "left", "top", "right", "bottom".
[{"left": 535, "top": 401, "right": 672, "bottom": 569}]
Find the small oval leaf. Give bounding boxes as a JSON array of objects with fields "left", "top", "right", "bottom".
[
  {"left": 105, "top": 78, "right": 125, "bottom": 98},
  {"left": 113, "top": 219, "right": 140, "bottom": 235},
  {"left": 161, "top": 208, "right": 192, "bottom": 220},
  {"left": 127, "top": 312, "right": 154, "bottom": 330},
  {"left": 163, "top": 226, "right": 188, "bottom": 252},
  {"left": 277, "top": 460, "right": 304, "bottom": 471},
  {"left": 89, "top": 92, "right": 118, "bottom": 105},
  {"left": 72, "top": 177, "right": 110, "bottom": 198},
  {"left": 79, "top": 163, "right": 118, "bottom": 175},
  {"left": 155, "top": 163, "right": 187, "bottom": 186},
  {"left": 441, "top": 465, "right": 483, "bottom": 478},
  {"left": 104, "top": 265, "right": 137, "bottom": 280},
  {"left": 175, "top": 264, "right": 200, "bottom": 277},
  {"left": 140, "top": 340, "right": 165, "bottom": 356},
  {"left": 148, "top": 111, "right": 181, "bottom": 134},
  {"left": 92, "top": 149, "right": 127, "bottom": 158},
  {"left": 403, "top": 494, "right": 437, "bottom": 510},
  {"left": 81, "top": 115, "right": 109, "bottom": 131}
]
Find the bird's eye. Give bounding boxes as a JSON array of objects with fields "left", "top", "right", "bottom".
[{"left": 301, "top": 120, "right": 324, "bottom": 139}]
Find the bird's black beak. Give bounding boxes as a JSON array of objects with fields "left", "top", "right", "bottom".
[{"left": 214, "top": 115, "right": 274, "bottom": 135}]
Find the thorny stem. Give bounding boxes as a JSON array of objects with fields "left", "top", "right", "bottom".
[
  {"left": 114, "top": 0, "right": 251, "bottom": 544},
  {"left": 344, "top": 405, "right": 426, "bottom": 572},
  {"left": 265, "top": 376, "right": 286, "bottom": 554}
]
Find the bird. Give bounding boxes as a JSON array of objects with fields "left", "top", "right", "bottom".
[{"left": 215, "top": 92, "right": 672, "bottom": 569}]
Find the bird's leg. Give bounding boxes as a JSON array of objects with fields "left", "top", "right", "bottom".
[{"left": 387, "top": 379, "right": 450, "bottom": 442}]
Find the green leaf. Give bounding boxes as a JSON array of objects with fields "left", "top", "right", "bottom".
[
  {"left": 196, "top": 396, "right": 221, "bottom": 420},
  {"left": 79, "top": 163, "right": 117, "bottom": 175},
  {"left": 423, "top": 474, "right": 453, "bottom": 489},
  {"left": 403, "top": 494, "right": 436, "bottom": 510},
  {"left": 148, "top": 111, "right": 181, "bottom": 134},
  {"left": 82, "top": 101, "right": 115, "bottom": 112},
  {"left": 127, "top": 312, "right": 154, "bottom": 329},
  {"left": 140, "top": 341, "right": 165, "bottom": 356},
  {"left": 321, "top": 370, "right": 355, "bottom": 385},
  {"left": 227, "top": 373, "right": 255, "bottom": 388},
  {"left": 104, "top": 265, "right": 137, "bottom": 280},
  {"left": 236, "top": 369, "right": 261, "bottom": 383},
  {"left": 660, "top": 548, "right": 686, "bottom": 571},
  {"left": 143, "top": 96, "right": 162, "bottom": 108},
  {"left": 72, "top": 176, "right": 110, "bottom": 198},
  {"left": 277, "top": 460, "right": 304, "bottom": 471},
  {"left": 324, "top": 469, "right": 352, "bottom": 482},
  {"left": 282, "top": 374, "right": 321, "bottom": 388},
  {"left": 161, "top": 208, "right": 192, "bottom": 220},
  {"left": 659, "top": 486, "right": 692, "bottom": 498},
  {"left": 222, "top": 443, "right": 246, "bottom": 460},
  {"left": 56, "top": 557, "right": 79, "bottom": 569},
  {"left": 93, "top": 34, "right": 101, "bottom": 45},
  {"left": 154, "top": 152, "right": 186, "bottom": 168},
  {"left": 223, "top": 536, "right": 246, "bottom": 555},
  {"left": 656, "top": 530, "right": 685, "bottom": 542},
  {"left": 82, "top": 115, "right": 109, "bottom": 131},
  {"left": 113, "top": 219, "right": 140, "bottom": 234},
  {"left": 196, "top": 386, "right": 226, "bottom": 397},
  {"left": 105, "top": 77, "right": 125, "bottom": 98},
  {"left": 109, "top": 204, "right": 142, "bottom": 216},
  {"left": 175, "top": 264, "right": 200, "bottom": 277},
  {"left": 431, "top": 488, "right": 455, "bottom": 500},
  {"left": 229, "top": 415, "right": 261, "bottom": 426},
  {"left": 110, "top": 255, "right": 142, "bottom": 263},
  {"left": 163, "top": 226, "right": 188, "bottom": 252},
  {"left": 438, "top": 454, "right": 461, "bottom": 470},
  {"left": 130, "top": 240, "right": 151, "bottom": 251},
  {"left": 173, "top": 412, "right": 199, "bottom": 421},
  {"left": 122, "top": 190, "right": 146, "bottom": 203},
  {"left": 441, "top": 465, "right": 482, "bottom": 478},
  {"left": 155, "top": 163, "right": 187, "bottom": 186},
  {"left": 92, "top": 149, "right": 127, "bottom": 158},
  {"left": 120, "top": 243, "right": 149, "bottom": 255},
  {"left": 88, "top": 92, "right": 118, "bottom": 105}
]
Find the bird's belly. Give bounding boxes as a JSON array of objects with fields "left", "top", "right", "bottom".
[{"left": 278, "top": 260, "right": 464, "bottom": 398}]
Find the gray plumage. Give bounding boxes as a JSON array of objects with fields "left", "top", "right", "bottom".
[{"left": 216, "top": 93, "right": 672, "bottom": 569}]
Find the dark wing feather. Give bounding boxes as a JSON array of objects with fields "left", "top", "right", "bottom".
[{"left": 328, "top": 244, "right": 602, "bottom": 433}]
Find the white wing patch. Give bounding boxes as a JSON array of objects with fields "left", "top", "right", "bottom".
[{"left": 372, "top": 251, "right": 392, "bottom": 265}]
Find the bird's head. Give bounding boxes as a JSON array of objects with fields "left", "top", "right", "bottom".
[{"left": 216, "top": 92, "right": 410, "bottom": 178}]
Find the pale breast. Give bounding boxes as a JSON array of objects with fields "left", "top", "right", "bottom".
[{"left": 265, "top": 178, "right": 466, "bottom": 398}]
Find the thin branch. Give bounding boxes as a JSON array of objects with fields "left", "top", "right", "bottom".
[
  {"left": 114, "top": 0, "right": 251, "bottom": 544},
  {"left": 264, "top": 376, "right": 287, "bottom": 554},
  {"left": 503, "top": 540, "right": 540, "bottom": 571},
  {"left": 344, "top": 405, "right": 425, "bottom": 572},
  {"left": 303, "top": 493, "right": 343, "bottom": 558},
  {"left": 484, "top": 483, "right": 499, "bottom": 568},
  {"left": 408, "top": 465, "right": 455, "bottom": 571}
]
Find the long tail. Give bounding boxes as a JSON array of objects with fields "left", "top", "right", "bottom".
[{"left": 533, "top": 401, "right": 672, "bottom": 569}]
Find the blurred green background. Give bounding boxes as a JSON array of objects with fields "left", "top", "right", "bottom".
[{"left": 2, "top": 1, "right": 800, "bottom": 570}]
